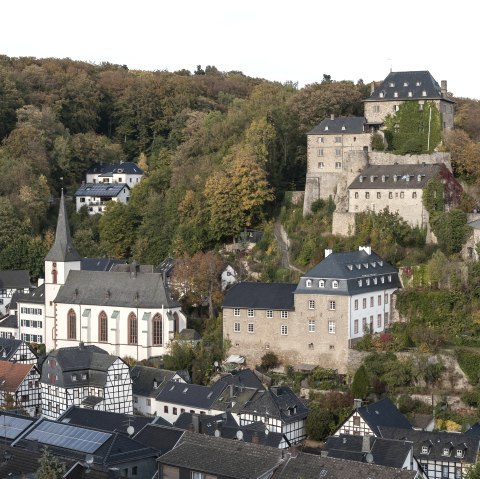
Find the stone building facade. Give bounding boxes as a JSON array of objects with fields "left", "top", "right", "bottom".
[{"left": 223, "top": 247, "right": 400, "bottom": 374}]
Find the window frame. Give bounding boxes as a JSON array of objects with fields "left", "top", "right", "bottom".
[
  {"left": 281, "top": 325, "right": 288, "bottom": 335},
  {"left": 98, "top": 310, "right": 108, "bottom": 343},
  {"left": 128, "top": 312, "right": 138, "bottom": 344},
  {"left": 328, "top": 321, "right": 336, "bottom": 334}
]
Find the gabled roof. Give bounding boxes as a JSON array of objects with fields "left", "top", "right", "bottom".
[
  {"left": 156, "top": 379, "right": 226, "bottom": 409},
  {"left": 273, "top": 452, "right": 417, "bottom": 479},
  {"left": 0, "top": 338, "right": 32, "bottom": 360},
  {"left": 217, "top": 369, "right": 266, "bottom": 391},
  {"left": 380, "top": 427, "right": 480, "bottom": 464},
  {"left": 173, "top": 412, "right": 283, "bottom": 448},
  {"left": 45, "top": 191, "right": 81, "bottom": 262},
  {"left": 324, "top": 434, "right": 412, "bottom": 468},
  {"left": 0, "top": 270, "right": 30, "bottom": 290},
  {"left": 158, "top": 431, "right": 284, "bottom": 479},
  {"left": 223, "top": 282, "right": 296, "bottom": 310},
  {"left": 365, "top": 70, "right": 454, "bottom": 103},
  {"left": 240, "top": 386, "right": 308, "bottom": 423},
  {"left": 75, "top": 182, "right": 130, "bottom": 198},
  {"left": 0, "top": 362, "right": 36, "bottom": 392},
  {"left": 58, "top": 406, "right": 156, "bottom": 435},
  {"left": 41, "top": 344, "right": 119, "bottom": 388},
  {"left": 16, "top": 283, "right": 45, "bottom": 305},
  {"left": 55, "top": 269, "right": 179, "bottom": 308},
  {"left": 131, "top": 365, "right": 179, "bottom": 397},
  {"left": 348, "top": 163, "right": 445, "bottom": 190},
  {"left": 133, "top": 423, "right": 185, "bottom": 454},
  {"left": 86, "top": 162, "right": 144, "bottom": 176},
  {"left": 356, "top": 398, "right": 412, "bottom": 436},
  {"left": 308, "top": 116, "right": 366, "bottom": 135},
  {"left": 296, "top": 249, "right": 400, "bottom": 296},
  {"left": 81, "top": 257, "right": 128, "bottom": 272}
]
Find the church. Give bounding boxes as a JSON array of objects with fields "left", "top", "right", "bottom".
[{"left": 11, "top": 193, "right": 187, "bottom": 360}]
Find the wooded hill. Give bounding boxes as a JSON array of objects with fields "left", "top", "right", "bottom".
[{"left": 1, "top": 56, "right": 480, "bottom": 278}]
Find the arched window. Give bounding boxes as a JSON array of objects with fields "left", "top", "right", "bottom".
[
  {"left": 67, "top": 309, "right": 76, "bottom": 340},
  {"left": 128, "top": 312, "right": 137, "bottom": 344},
  {"left": 52, "top": 262, "right": 58, "bottom": 284},
  {"left": 173, "top": 312, "right": 179, "bottom": 334},
  {"left": 152, "top": 314, "right": 162, "bottom": 346},
  {"left": 98, "top": 311, "right": 108, "bottom": 343}
]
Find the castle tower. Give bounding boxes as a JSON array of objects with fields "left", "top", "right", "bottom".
[{"left": 44, "top": 191, "right": 81, "bottom": 351}]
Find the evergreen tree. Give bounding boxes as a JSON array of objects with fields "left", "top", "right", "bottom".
[
  {"left": 351, "top": 365, "right": 369, "bottom": 399},
  {"left": 37, "top": 447, "right": 66, "bottom": 479}
]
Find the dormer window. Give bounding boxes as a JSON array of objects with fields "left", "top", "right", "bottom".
[
  {"left": 388, "top": 275, "right": 392, "bottom": 282},
  {"left": 389, "top": 82, "right": 395, "bottom": 87},
  {"left": 341, "top": 125, "right": 346, "bottom": 130},
  {"left": 319, "top": 280, "right": 325, "bottom": 288},
  {"left": 456, "top": 449, "right": 464, "bottom": 458},
  {"left": 355, "top": 264, "right": 361, "bottom": 270},
  {"left": 381, "top": 277, "right": 385, "bottom": 283},
  {"left": 379, "top": 261, "right": 383, "bottom": 267},
  {"left": 443, "top": 447, "right": 451, "bottom": 456},
  {"left": 422, "top": 90, "right": 427, "bottom": 97},
  {"left": 306, "top": 279, "right": 312, "bottom": 288},
  {"left": 347, "top": 265, "right": 353, "bottom": 271},
  {"left": 394, "top": 91, "right": 398, "bottom": 98},
  {"left": 408, "top": 91, "right": 413, "bottom": 97},
  {"left": 81, "top": 373, "right": 87, "bottom": 380},
  {"left": 358, "top": 280, "right": 362, "bottom": 287},
  {"left": 324, "top": 126, "right": 329, "bottom": 131},
  {"left": 421, "top": 445, "right": 430, "bottom": 454},
  {"left": 373, "top": 278, "right": 377, "bottom": 285},
  {"left": 72, "top": 374, "right": 77, "bottom": 382},
  {"left": 403, "top": 82, "right": 409, "bottom": 87},
  {"left": 366, "top": 279, "right": 370, "bottom": 286},
  {"left": 416, "top": 81, "right": 421, "bottom": 86},
  {"left": 332, "top": 281, "right": 339, "bottom": 289},
  {"left": 379, "top": 91, "right": 384, "bottom": 98}
]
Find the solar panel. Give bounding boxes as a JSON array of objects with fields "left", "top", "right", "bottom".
[
  {"left": 25, "top": 421, "right": 111, "bottom": 453},
  {"left": 0, "top": 415, "right": 33, "bottom": 439}
]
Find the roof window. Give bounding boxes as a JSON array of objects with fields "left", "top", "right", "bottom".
[
  {"left": 394, "top": 91, "right": 398, "bottom": 98},
  {"left": 416, "top": 81, "right": 421, "bottom": 86},
  {"left": 324, "top": 126, "right": 329, "bottom": 131},
  {"left": 379, "top": 91, "right": 385, "bottom": 98},
  {"left": 403, "top": 82, "right": 409, "bottom": 87},
  {"left": 341, "top": 125, "right": 346, "bottom": 130},
  {"left": 422, "top": 90, "right": 427, "bottom": 97},
  {"left": 389, "top": 82, "right": 395, "bottom": 87},
  {"left": 408, "top": 91, "right": 413, "bottom": 97}
]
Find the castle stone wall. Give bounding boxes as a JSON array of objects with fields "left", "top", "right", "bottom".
[
  {"left": 369, "top": 151, "right": 452, "bottom": 171},
  {"left": 332, "top": 212, "right": 356, "bottom": 237}
]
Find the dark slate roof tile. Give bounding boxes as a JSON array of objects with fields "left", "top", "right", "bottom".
[
  {"left": 348, "top": 163, "right": 444, "bottom": 189},
  {"left": 0, "top": 314, "right": 18, "bottom": 329},
  {"left": 365, "top": 71, "right": 454, "bottom": 103},
  {"left": 131, "top": 365, "right": 177, "bottom": 397},
  {"left": 308, "top": 116, "right": 366, "bottom": 135},
  {"left": 80, "top": 258, "right": 127, "bottom": 272},
  {"left": 156, "top": 379, "right": 226, "bottom": 409},
  {"left": 133, "top": 424, "right": 185, "bottom": 454},
  {"left": 16, "top": 283, "right": 45, "bottom": 305},
  {"left": 0, "top": 338, "right": 29, "bottom": 360},
  {"left": 74, "top": 183, "right": 130, "bottom": 198},
  {"left": 0, "top": 270, "right": 30, "bottom": 289},
  {"left": 86, "top": 162, "right": 144, "bottom": 175},
  {"left": 223, "top": 282, "right": 296, "bottom": 310}
]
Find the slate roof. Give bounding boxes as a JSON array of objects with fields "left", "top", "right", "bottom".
[
  {"left": 156, "top": 379, "right": 227, "bottom": 409},
  {"left": 296, "top": 249, "right": 401, "bottom": 296},
  {"left": 41, "top": 344, "right": 118, "bottom": 389},
  {"left": 272, "top": 452, "right": 417, "bottom": 479},
  {"left": 365, "top": 71, "right": 454, "bottom": 103},
  {"left": 217, "top": 369, "right": 266, "bottom": 391},
  {"left": 324, "top": 434, "right": 412, "bottom": 468},
  {"left": 54, "top": 270, "right": 179, "bottom": 308},
  {"left": 74, "top": 182, "right": 130, "bottom": 198},
  {"left": 0, "top": 445, "right": 44, "bottom": 479},
  {"left": 16, "top": 283, "right": 45, "bottom": 305},
  {"left": 222, "top": 282, "right": 296, "bottom": 310},
  {"left": 0, "top": 362, "right": 35, "bottom": 392},
  {"left": 349, "top": 164, "right": 444, "bottom": 190},
  {"left": 355, "top": 398, "right": 412, "bottom": 436},
  {"left": 133, "top": 424, "right": 185, "bottom": 454},
  {"left": 0, "top": 270, "right": 30, "bottom": 290},
  {"left": 80, "top": 258, "right": 127, "bottom": 272},
  {"left": 0, "top": 338, "right": 28, "bottom": 360},
  {"left": 308, "top": 116, "right": 366, "bottom": 135},
  {"left": 45, "top": 191, "right": 81, "bottom": 262},
  {"left": 240, "top": 386, "right": 308, "bottom": 423},
  {"left": 86, "top": 162, "right": 144, "bottom": 176},
  {"left": 131, "top": 365, "right": 178, "bottom": 397},
  {"left": 466, "top": 423, "right": 480, "bottom": 436},
  {"left": 158, "top": 431, "right": 284, "bottom": 479},
  {"left": 379, "top": 426, "right": 480, "bottom": 464},
  {"left": 173, "top": 412, "right": 284, "bottom": 448},
  {"left": 0, "top": 314, "right": 18, "bottom": 329}
]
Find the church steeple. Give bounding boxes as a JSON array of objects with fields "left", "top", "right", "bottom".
[{"left": 45, "top": 191, "right": 81, "bottom": 262}]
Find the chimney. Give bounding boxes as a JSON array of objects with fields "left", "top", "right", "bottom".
[
  {"left": 362, "top": 435, "right": 371, "bottom": 453},
  {"left": 353, "top": 398, "right": 363, "bottom": 409},
  {"left": 325, "top": 249, "right": 333, "bottom": 258},
  {"left": 370, "top": 81, "right": 375, "bottom": 94},
  {"left": 192, "top": 415, "right": 200, "bottom": 433},
  {"left": 441, "top": 80, "right": 447, "bottom": 96},
  {"left": 358, "top": 246, "right": 372, "bottom": 255},
  {"left": 330, "top": 114, "right": 335, "bottom": 121}
]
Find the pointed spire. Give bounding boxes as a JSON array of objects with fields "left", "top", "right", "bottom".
[{"left": 45, "top": 191, "right": 81, "bottom": 262}]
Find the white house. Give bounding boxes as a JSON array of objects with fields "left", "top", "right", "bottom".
[
  {"left": 40, "top": 343, "right": 133, "bottom": 420},
  {"left": 221, "top": 264, "right": 238, "bottom": 291},
  {"left": 16, "top": 284, "right": 45, "bottom": 345},
  {"left": 0, "top": 338, "right": 37, "bottom": 364},
  {"left": 86, "top": 162, "right": 144, "bottom": 185},
  {"left": 74, "top": 182, "right": 131, "bottom": 214},
  {"left": 42, "top": 192, "right": 187, "bottom": 360},
  {"left": 0, "top": 270, "right": 30, "bottom": 316},
  {"left": 0, "top": 361, "right": 41, "bottom": 416},
  {"left": 131, "top": 365, "right": 186, "bottom": 416}
]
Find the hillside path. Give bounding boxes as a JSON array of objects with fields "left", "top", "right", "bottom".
[{"left": 273, "top": 218, "right": 304, "bottom": 274}]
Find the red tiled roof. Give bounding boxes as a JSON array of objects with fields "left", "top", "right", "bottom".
[{"left": 0, "top": 362, "right": 34, "bottom": 392}]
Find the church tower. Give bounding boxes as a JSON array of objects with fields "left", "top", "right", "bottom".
[{"left": 44, "top": 191, "right": 81, "bottom": 351}]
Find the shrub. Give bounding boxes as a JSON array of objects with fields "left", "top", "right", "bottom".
[
  {"left": 261, "top": 352, "right": 279, "bottom": 370},
  {"left": 456, "top": 348, "right": 480, "bottom": 385}
]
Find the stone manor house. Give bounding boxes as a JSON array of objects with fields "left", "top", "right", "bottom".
[
  {"left": 223, "top": 246, "right": 401, "bottom": 374},
  {"left": 303, "top": 70, "right": 457, "bottom": 224}
]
